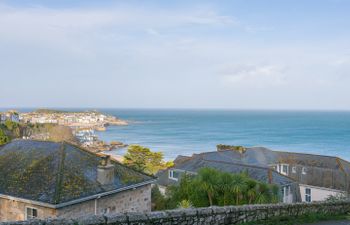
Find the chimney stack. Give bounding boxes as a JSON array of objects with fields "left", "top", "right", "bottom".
[{"left": 97, "top": 155, "right": 115, "bottom": 185}]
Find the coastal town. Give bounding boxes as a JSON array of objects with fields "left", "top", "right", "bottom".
[
  {"left": 0, "top": 109, "right": 128, "bottom": 152},
  {"left": 1, "top": 109, "right": 350, "bottom": 224},
  {"left": 20, "top": 109, "right": 128, "bottom": 129}
]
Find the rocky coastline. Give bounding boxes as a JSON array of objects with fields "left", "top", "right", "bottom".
[{"left": 18, "top": 109, "right": 129, "bottom": 153}]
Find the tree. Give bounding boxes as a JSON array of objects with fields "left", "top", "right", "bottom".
[
  {"left": 4, "top": 120, "right": 18, "bottom": 131},
  {"left": 123, "top": 145, "right": 172, "bottom": 175},
  {"left": 231, "top": 174, "right": 248, "bottom": 205},
  {"left": 151, "top": 185, "right": 167, "bottom": 211},
  {"left": 217, "top": 172, "right": 234, "bottom": 206},
  {"left": 196, "top": 167, "right": 219, "bottom": 206},
  {"left": 164, "top": 168, "right": 280, "bottom": 209},
  {"left": 0, "top": 128, "right": 9, "bottom": 145},
  {"left": 245, "top": 179, "right": 258, "bottom": 204}
]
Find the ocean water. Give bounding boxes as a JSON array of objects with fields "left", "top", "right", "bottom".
[{"left": 95, "top": 109, "right": 350, "bottom": 161}]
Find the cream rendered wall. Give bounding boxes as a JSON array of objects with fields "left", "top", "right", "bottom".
[{"left": 299, "top": 184, "right": 346, "bottom": 202}]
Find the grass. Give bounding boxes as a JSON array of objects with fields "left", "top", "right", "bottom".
[{"left": 241, "top": 213, "right": 350, "bottom": 225}]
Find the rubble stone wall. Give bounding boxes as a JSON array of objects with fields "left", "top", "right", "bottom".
[{"left": 2, "top": 201, "right": 350, "bottom": 225}]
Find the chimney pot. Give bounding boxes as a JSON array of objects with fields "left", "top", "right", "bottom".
[{"left": 97, "top": 155, "right": 115, "bottom": 185}]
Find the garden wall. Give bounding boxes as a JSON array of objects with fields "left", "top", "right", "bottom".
[{"left": 1, "top": 201, "right": 350, "bottom": 225}]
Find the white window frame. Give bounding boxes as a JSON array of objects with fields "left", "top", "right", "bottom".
[
  {"left": 302, "top": 167, "right": 307, "bottom": 175},
  {"left": 305, "top": 188, "right": 311, "bottom": 202},
  {"left": 282, "top": 186, "right": 290, "bottom": 197},
  {"left": 169, "top": 170, "right": 179, "bottom": 181},
  {"left": 25, "top": 207, "right": 38, "bottom": 220},
  {"left": 292, "top": 166, "right": 296, "bottom": 173},
  {"left": 277, "top": 164, "right": 289, "bottom": 176}
]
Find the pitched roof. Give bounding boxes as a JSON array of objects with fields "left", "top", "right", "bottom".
[
  {"left": 158, "top": 153, "right": 295, "bottom": 187},
  {"left": 0, "top": 140, "right": 154, "bottom": 204},
  {"left": 191, "top": 146, "right": 350, "bottom": 172},
  {"left": 181, "top": 158, "right": 293, "bottom": 186}
]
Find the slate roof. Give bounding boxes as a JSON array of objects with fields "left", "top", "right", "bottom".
[
  {"left": 0, "top": 140, "right": 154, "bottom": 205},
  {"left": 189, "top": 146, "right": 350, "bottom": 172},
  {"left": 158, "top": 153, "right": 295, "bottom": 187},
  {"left": 182, "top": 146, "right": 350, "bottom": 191}
]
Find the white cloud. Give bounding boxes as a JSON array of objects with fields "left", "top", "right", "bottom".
[{"left": 220, "top": 64, "right": 287, "bottom": 88}]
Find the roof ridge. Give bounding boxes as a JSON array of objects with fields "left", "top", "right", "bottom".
[
  {"left": 53, "top": 142, "right": 66, "bottom": 204},
  {"left": 235, "top": 146, "right": 347, "bottom": 162},
  {"left": 271, "top": 149, "right": 340, "bottom": 160}
]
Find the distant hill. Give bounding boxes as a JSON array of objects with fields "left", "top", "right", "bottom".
[{"left": 34, "top": 108, "right": 68, "bottom": 114}]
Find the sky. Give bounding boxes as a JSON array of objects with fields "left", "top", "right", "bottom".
[{"left": 0, "top": 0, "right": 350, "bottom": 110}]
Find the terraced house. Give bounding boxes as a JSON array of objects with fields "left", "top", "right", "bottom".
[
  {"left": 215, "top": 145, "right": 349, "bottom": 202},
  {"left": 158, "top": 145, "right": 350, "bottom": 204},
  {"left": 157, "top": 150, "right": 301, "bottom": 203},
  {"left": 0, "top": 140, "right": 155, "bottom": 222}
]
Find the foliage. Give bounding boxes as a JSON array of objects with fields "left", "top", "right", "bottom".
[
  {"left": 123, "top": 145, "right": 173, "bottom": 175},
  {"left": 177, "top": 199, "right": 193, "bottom": 209},
  {"left": 151, "top": 185, "right": 168, "bottom": 211},
  {"left": 0, "top": 128, "right": 9, "bottom": 145},
  {"left": 164, "top": 168, "right": 279, "bottom": 210},
  {"left": 4, "top": 120, "right": 19, "bottom": 131},
  {"left": 35, "top": 108, "right": 68, "bottom": 114},
  {"left": 216, "top": 144, "right": 246, "bottom": 153}
]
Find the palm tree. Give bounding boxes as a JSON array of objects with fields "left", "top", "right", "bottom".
[
  {"left": 197, "top": 168, "right": 219, "bottom": 206},
  {"left": 217, "top": 172, "right": 234, "bottom": 206},
  {"left": 231, "top": 174, "right": 247, "bottom": 205},
  {"left": 246, "top": 179, "right": 258, "bottom": 204},
  {"left": 255, "top": 183, "right": 271, "bottom": 204}
]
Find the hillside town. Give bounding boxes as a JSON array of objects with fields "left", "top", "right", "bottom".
[
  {"left": 20, "top": 109, "right": 128, "bottom": 129},
  {"left": 0, "top": 110, "right": 128, "bottom": 151}
]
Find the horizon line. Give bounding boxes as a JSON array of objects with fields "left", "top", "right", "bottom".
[{"left": 1, "top": 107, "right": 350, "bottom": 112}]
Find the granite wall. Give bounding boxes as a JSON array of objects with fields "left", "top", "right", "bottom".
[{"left": 1, "top": 201, "right": 350, "bottom": 225}]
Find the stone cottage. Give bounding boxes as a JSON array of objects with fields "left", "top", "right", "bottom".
[{"left": 0, "top": 140, "right": 155, "bottom": 222}]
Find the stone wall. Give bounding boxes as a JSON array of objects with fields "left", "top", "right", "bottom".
[
  {"left": 0, "top": 184, "right": 151, "bottom": 222},
  {"left": 0, "top": 198, "right": 56, "bottom": 222},
  {"left": 57, "top": 184, "right": 151, "bottom": 219},
  {"left": 2, "top": 201, "right": 350, "bottom": 225}
]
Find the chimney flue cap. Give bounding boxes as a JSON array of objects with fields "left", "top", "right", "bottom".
[{"left": 100, "top": 155, "right": 111, "bottom": 167}]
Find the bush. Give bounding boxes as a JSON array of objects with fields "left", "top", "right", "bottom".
[
  {"left": 0, "top": 128, "right": 9, "bottom": 145},
  {"left": 151, "top": 185, "right": 168, "bottom": 211},
  {"left": 165, "top": 168, "right": 279, "bottom": 209}
]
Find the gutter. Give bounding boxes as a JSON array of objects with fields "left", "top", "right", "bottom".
[{"left": 0, "top": 179, "right": 156, "bottom": 209}]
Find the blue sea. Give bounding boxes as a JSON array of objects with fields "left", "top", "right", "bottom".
[
  {"left": 94, "top": 109, "right": 350, "bottom": 161},
  {"left": 2, "top": 108, "right": 350, "bottom": 161}
]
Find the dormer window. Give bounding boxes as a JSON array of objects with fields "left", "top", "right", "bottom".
[
  {"left": 302, "top": 167, "right": 307, "bottom": 175},
  {"left": 282, "top": 164, "right": 289, "bottom": 175},
  {"left": 274, "top": 164, "right": 289, "bottom": 175}
]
